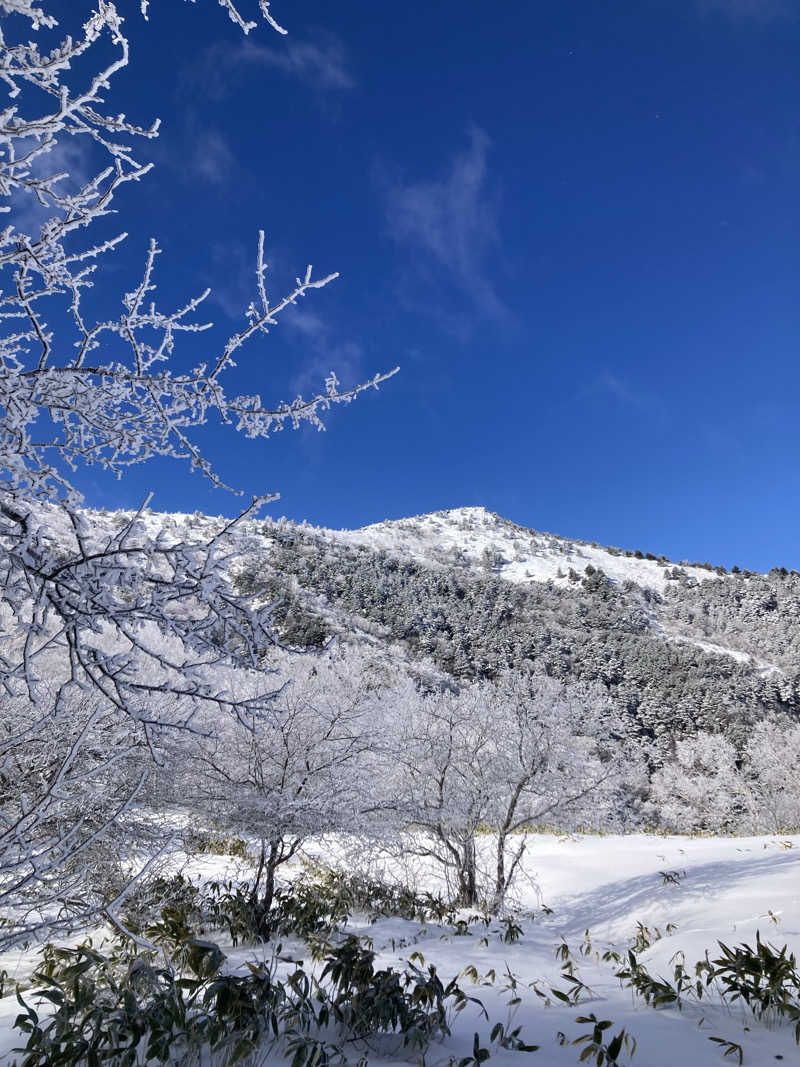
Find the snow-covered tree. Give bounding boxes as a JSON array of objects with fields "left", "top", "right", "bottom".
[
  {"left": 649, "top": 731, "right": 745, "bottom": 833},
  {"left": 388, "top": 680, "right": 494, "bottom": 908},
  {"left": 172, "top": 649, "right": 385, "bottom": 926},
  {"left": 482, "top": 671, "right": 633, "bottom": 910},
  {"left": 389, "top": 671, "right": 631, "bottom": 910},
  {"left": 743, "top": 719, "right": 800, "bottom": 833},
  {"left": 0, "top": 1, "right": 393, "bottom": 949},
  {"left": 651, "top": 720, "right": 800, "bottom": 835},
  {"left": 0, "top": 685, "right": 156, "bottom": 943}
]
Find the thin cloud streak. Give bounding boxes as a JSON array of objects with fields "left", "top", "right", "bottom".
[
  {"left": 283, "top": 306, "right": 367, "bottom": 399},
  {"left": 382, "top": 127, "right": 507, "bottom": 323},
  {"left": 596, "top": 372, "right": 651, "bottom": 412},
  {"left": 188, "top": 130, "right": 235, "bottom": 185},
  {"left": 563, "top": 372, "right": 669, "bottom": 429},
  {"left": 188, "top": 33, "right": 356, "bottom": 98},
  {"left": 242, "top": 37, "right": 356, "bottom": 91}
]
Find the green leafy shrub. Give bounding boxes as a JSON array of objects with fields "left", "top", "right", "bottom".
[
  {"left": 317, "top": 935, "right": 479, "bottom": 1050},
  {"left": 12, "top": 930, "right": 510, "bottom": 1067},
  {"left": 12, "top": 941, "right": 284, "bottom": 1067},
  {"left": 708, "top": 933, "right": 800, "bottom": 1037},
  {"left": 274, "top": 865, "right": 457, "bottom": 935},
  {"left": 26, "top": 868, "right": 542, "bottom": 1066},
  {"left": 572, "top": 1013, "right": 636, "bottom": 1066},
  {"left": 185, "top": 830, "right": 251, "bottom": 861},
  {"left": 615, "top": 932, "right": 800, "bottom": 1043}
]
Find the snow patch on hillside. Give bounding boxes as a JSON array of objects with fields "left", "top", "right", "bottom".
[{"left": 659, "top": 627, "right": 782, "bottom": 676}]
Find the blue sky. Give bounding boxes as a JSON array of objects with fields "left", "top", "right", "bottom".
[{"left": 54, "top": 0, "right": 800, "bottom": 570}]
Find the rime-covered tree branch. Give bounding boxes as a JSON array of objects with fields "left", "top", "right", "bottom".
[{"left": 0, "top": 0, "right": 395, "bottom": 948}]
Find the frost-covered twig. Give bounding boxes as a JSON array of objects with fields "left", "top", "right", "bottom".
[{"left": 0, "top": 0, "right": 395, "bottom": 948}]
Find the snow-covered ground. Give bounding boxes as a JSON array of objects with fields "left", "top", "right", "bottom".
[{"left": 3, "top": 832, "right": 800, "bottom": 1065}]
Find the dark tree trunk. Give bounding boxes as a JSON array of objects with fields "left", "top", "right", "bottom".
[
  {"left": 456, "top": 837, "right": 479, "bottom": 907},
  {"left": 250, "top": 837, "right": 282, "bottom": 936},
  {"left": 494, "top": 832, "right": 507, "bottom": 911}
]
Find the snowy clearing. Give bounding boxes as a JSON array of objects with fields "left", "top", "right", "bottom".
[{"left": 3, "top": 831, "right": 800, "bottom": 1066}]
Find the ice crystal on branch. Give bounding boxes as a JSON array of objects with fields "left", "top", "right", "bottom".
[{"left": 140, "top": 0, "right": 287, "bottom": 36}]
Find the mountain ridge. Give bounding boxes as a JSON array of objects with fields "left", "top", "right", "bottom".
[{"left": 78, "top": 503, "right": 800, "bottom": 749}]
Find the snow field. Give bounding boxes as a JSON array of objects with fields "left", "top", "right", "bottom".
[{"left": 3, "top": 832, "right": 800, "bottom": 1065}]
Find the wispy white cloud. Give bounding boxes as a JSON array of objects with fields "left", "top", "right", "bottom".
[
  {"left": 206, "top": 239, "right": 261, "bottom": 321},
  {"left": 573, "top": 371, "right": 669, "bottom": 427},
  {"left": 9, "top": 134, "right": 95, "bottom": 239},
  {"left": 239, "top": 36, "right": 356, "bottom": 91},
  {"left": 145, "top": 117, "right": 236, "bottom": 187},
  {"left": 188, "top": 130, "right": 235, "bottom": 186},
  {"left": 697, "top": 0, "right": 791, "bottom": 21},
  {"left": 283, "top": 306, "right": 366, "bottom": 398},
  {"left": 381, "top": 127, "right": 507, "bottom": 324},
  {"left": 189, "top": 32, "right": 355, "bottom": 99}
]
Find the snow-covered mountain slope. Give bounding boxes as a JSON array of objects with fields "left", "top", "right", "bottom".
[
  {"left": 303, "top": 507, "right": 785, "bottom": 676},
  {"left": 321, "top": 506, "right": 721, "bottom": 594},
  {"left": 79, "top": 504, "right": 731, "bottom": 595},
  {"left": 75, "top": 503, "right": 800, "bottom": 743}
]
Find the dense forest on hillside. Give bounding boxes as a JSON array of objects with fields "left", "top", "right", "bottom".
[
  {"left": 665, "top": 572, "right": 800, "bottom": 674},
  {"left": 234, "top": 521, "right": 799, "bottom": 750}
]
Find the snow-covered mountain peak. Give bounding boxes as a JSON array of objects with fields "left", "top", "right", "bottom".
[
  {"left": 76, "top": 503, "right": 786, "bottom": 678},
  {"left": 79, "top": 503, "right": 734, "bottom": 599},
  {"left": 322, "top": 507, "right": 723, "bottom": 594}
]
